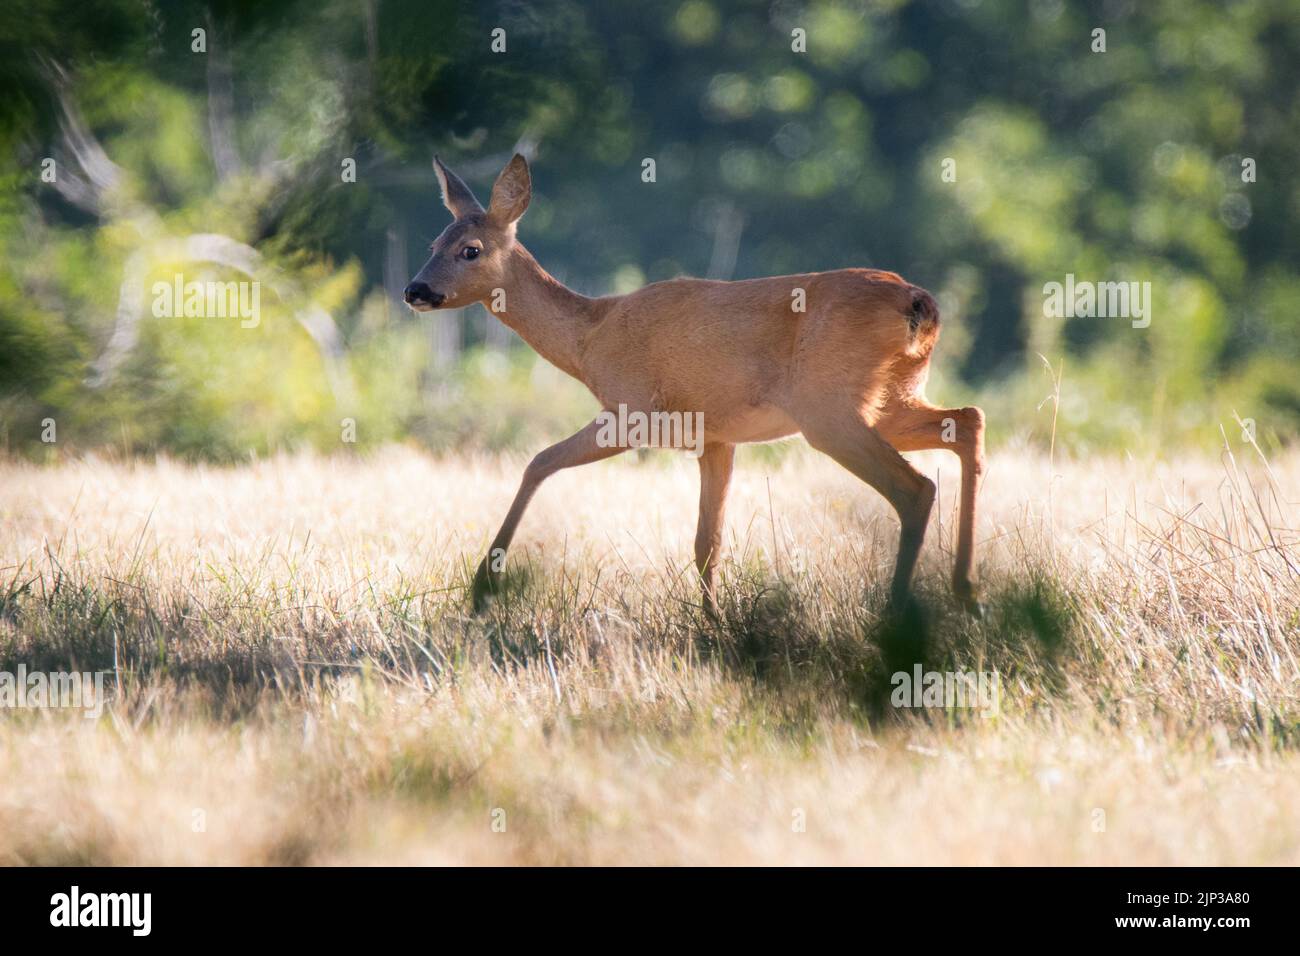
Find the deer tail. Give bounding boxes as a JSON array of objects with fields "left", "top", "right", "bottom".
[{"left": 905, "top": 287, "right": 940, "bottom": 357}]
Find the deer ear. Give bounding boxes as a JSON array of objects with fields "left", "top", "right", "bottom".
[
  {"left": 433, "top": 157, "right": 484, "bottom": 219},
  {"left": 487, "top": 153, "right": 531, "bottom": 226}
]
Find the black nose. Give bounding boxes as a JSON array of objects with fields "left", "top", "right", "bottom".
[{"left": 403, "top": 281, "right": 444, "bottom": 306}]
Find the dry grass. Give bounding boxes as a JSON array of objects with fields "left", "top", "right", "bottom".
[{"left": 1, "top": 441, "right": 1298, "bottom": 865}]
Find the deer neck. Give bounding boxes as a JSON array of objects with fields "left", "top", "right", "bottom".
[{"left": 490, "top": 243, "right": 602, "bottom": 381}]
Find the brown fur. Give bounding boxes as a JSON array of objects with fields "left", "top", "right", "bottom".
[{"left": 409, "top": 155, "right": 986, "bottom": 613}]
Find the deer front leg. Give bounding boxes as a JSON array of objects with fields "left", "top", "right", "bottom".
[
  {"left": 695, "top": 442, "right": 736, "bottom": 617},
  {"left": 472, "top": 417, "right": 627, "bottom": 611}
]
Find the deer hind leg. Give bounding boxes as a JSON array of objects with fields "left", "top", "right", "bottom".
[
  {"left": 695, "top": 442, "right": 735, "bottom": 616},
  {"left": 793, "top": 402, "right": 936, "bottom": 608},
  {"left": 472, "top": 417, "right": 627, "bottom": 611},
  {"left": 875, "top": 399, "right": 985, "bottom": 609}
]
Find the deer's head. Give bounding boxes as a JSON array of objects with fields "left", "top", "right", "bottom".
[{"left": 403, "top": 154, "right": 531, "bottom": 311}]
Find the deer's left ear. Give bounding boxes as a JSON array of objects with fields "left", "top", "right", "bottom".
[{"left": 487, "top": 153, "right": 531, "bottom": 226}]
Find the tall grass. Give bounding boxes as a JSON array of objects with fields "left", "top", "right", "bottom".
[{"left": 0, "top": 442, "right": 1297, "bottom": 864}]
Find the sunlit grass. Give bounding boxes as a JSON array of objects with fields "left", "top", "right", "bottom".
[{"left": 0, "top": 442, "right": 1297, "bottom": 864}]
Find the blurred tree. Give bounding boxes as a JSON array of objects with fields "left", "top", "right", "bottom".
[{"left": 1, "top": 0, "right": 1298, "bottom": 456}]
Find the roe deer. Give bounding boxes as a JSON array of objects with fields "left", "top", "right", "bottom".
[{"left": 405, "top": 154, "right": 985, "bottom": 615}]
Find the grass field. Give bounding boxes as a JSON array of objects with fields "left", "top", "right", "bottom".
[{"left": 1, "top": 441, "right": 1298, "bottom": 865}]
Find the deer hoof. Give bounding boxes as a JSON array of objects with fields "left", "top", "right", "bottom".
[
  {"left": 954, "top": 582, "right": 984, "bottom": 619},
  {"left": 470, "top": 561, "right": 500, "bottom": 613}
]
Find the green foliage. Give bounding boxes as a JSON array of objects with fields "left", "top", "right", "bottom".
[
  {"left": 1, "top": 0, "right": 1299, "bottom": 457},
  {"left": 414, "top": 344, "right": 600, "bottom": 452}
]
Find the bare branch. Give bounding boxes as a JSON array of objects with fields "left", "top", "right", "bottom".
[
  {"left": 706, "top": 200, "right": 745, "bottom": 281},
  {"left": 39, "top": 57, "right": 124, "bottom": 213},
  {"left": 91, "top": 233, "right": 351, "bottom": 404},
  {"left": 205, "top": 10, "right": 244, "bottom": 182}
]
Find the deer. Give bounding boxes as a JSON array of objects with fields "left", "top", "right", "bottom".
[{"left": 404, "top": 154, "right": 985, "bottom": 617}]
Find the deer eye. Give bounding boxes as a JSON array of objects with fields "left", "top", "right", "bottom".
[{"left": 461, "top": 245, "right": 480, "bottom": 260}]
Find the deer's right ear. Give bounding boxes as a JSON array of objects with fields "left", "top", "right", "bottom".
[{"left": 433, "top": 157, "right": 484, "bottom": 219}]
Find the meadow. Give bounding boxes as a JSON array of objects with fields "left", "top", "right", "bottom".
[{"left": 1, "top": 441, "right": 1297, "bottom": 865}]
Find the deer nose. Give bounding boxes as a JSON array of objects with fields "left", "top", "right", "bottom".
[{"left": 404, "top": 281, "right": 444, "bottom": 307}]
